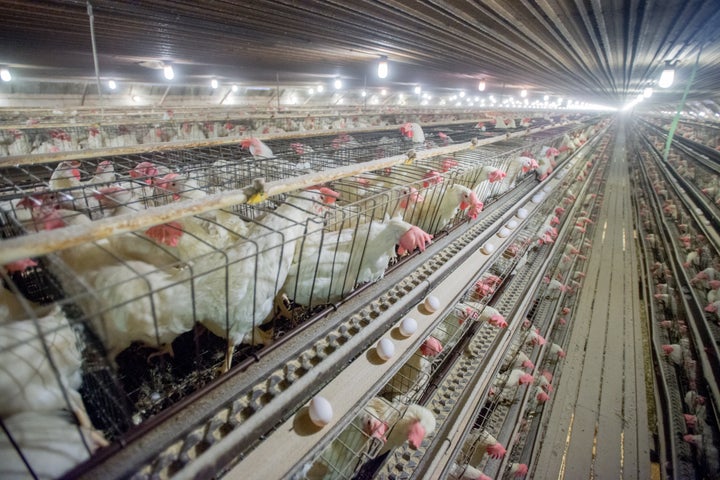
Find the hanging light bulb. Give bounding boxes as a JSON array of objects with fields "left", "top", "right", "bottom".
[
  {"left": 107, "top": 79, "right": 117, "bottom": 90},
  {"left": 520, "top": 89, "right": 528, "bottom": 98},
  {"left": 643, "top": 87, "right": 653, "bottom": 98},
  {"left": 211, "top": 78, "right": 218, "bottom": 89},
  {"left": 231, "top": 84, "right": 238, "bottom": 92},
  {"left": 0, "top": 68, "right": 11, "bottom": 82},
  {"left": 361, "top": 90, "right": 367, "bottom": 97},
  {"left": 334, "top": 78, "right": 342, "bottom": 89},
  {"left": 414, "top": 85, "right": 421, "bottom": 95},
  {"left": 317, "top": 84, "right": 324, "bottom": 93},
  {"left": 459, "top": 91, "right": 466, "bottom": 98},
  {"left": 658, "top": 63, "right": 675, "bottom": 88},
  {"left": 163, "top": 64, "right": 174, "bottom": 80},
  {"left": 478, "top": 80, "right": 486, "bottom": 91},
  {"left": 377, "top": 56, "right": 388, "bottom": 79}
]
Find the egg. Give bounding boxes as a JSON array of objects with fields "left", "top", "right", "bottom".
[
  {"left": 399, "top": 317, "right": 418, "bottom": 336},
  {"left": 531, "top": 192, "right": 545, "bottom": 203},
  {"left": 424, "top": 296, "right": 440, "bottom": 313},
  {"left": 308, "top": 396, "right": 333, "bottom": 427},
  {"left": 376, "top": 338, "right": 395, "bottom": 360},
  {"left": 497, "top": 227, "right": 510, "bottom": 238},
  {"left": 542, "top": 185, "right": 551, "bottom": 193},
  {"left": 481, "top": 242, "right": 495, "bottom": 254},
  {"left": 516, "top": 208, "right": 529, "bottom": 219},
  {"left": 506, "top": 219, "right": 518, "bottom": 229}
]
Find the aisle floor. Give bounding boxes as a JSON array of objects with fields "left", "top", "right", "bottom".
[{"left": 534, "top": 123, "right": 653, "bottom": 479}]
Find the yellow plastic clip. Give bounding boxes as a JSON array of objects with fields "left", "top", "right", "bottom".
[
  {"left": 247, "top": 192, "right": 267, "bottom": 205},
  {"left": 404, "top": 149, "right": 417, "bottom": 165}
]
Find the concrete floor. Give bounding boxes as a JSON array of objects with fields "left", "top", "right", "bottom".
[{"left": 534, "top": 122, "right": 653, "bottom": 479}]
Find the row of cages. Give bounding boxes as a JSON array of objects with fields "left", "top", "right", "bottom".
[
  {"left": 644, "top": 116, "right": 720, "bottom": 151},
  {"left": 301, "top": 130, "right": 612, "bottom": 480},
  {"left": 0, "top": 110, "right": 584, "bottom": 157},
  {"left": 0, "top": 119, "right": 602, "bottom": 478},
  {"left": 641, "top": 129, "right": 720, "bottom": 212},
  {"left": 449, "top": 133, "right": 612, "bottom": 480},
  {"left": 631, "top": 135, "right": 720, "bottom": 479}
]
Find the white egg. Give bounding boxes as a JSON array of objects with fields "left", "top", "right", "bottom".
[
  {"left": 531, "top": 192, "right": 544, "bottom": 203},
  {"left": 424, "top": 296, "right": 440, "bottom": 313},
  {"left": 376, "top": 338, "right": 395, "bottom": 360},
  {"left": 399, "top": 317, "right": 418, "bottom": 336},
  {"left": 308, "top": 396, "right": 333, "bottom": 427},
  {"left": 506, "top": 219, "right": 518, "bottom": 229},
  {"left": 497, "top": 227, "right": 510, "bottom": 238},
  {"left": 481, "top": 242, "right": 495, "bottom": 254},
  {"left": 542, "top": 185, "right": 551, "bottom": 193},
  {"left": 516, "top": 208, "right": 529, "bottom": 219}
]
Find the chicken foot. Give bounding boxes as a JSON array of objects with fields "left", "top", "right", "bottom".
[{"left": 69, "top": 390, "right": 110, "bottom": 448}]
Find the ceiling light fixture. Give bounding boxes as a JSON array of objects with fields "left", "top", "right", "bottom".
[
  {"left": 107, "top": 79, "right": 117, "bottom": 90},
  {"left": 658, "top": 61, "right": 675, "bottom": 88},
  {"left": 414, "top": 85, "right": 421, "bottom": 95},
  {"left": 459, "top": 91, "right": 466, "bottom": 98},
  {"left": 163, "top": 64, "right": 174, "bottom": 80},
  {"left": 231, "top": 84, "right": 238, "bottom": 92},
  {"left": 643, "top": 87, "right": 653, "bottom": 98},
  {"left": 211, "top": 78, "right": 218, "bottom": 89},
  {"left": 0, "top": 68, "right": 11, "bottom": 82},
  {"left": 520, "top": 89, "right": 528, "bottom": 98},
  {"left": 478, "top": 80, "right": 486, "bottom": 91},
  {"left": 317, "top": 84, "right": 324, "bottom": 93},
  {"left": 377, "top": 56, "right": 388, "bottom": 79},
  {"left": 334, "top": 78, "right": 342, "bottom": 89}
]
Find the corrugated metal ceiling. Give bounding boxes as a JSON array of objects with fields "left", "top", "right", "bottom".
[{"left": 0, "top": 0, "right": 719, "bottom": 108}]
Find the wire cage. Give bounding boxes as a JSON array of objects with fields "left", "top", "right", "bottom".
[
  {"left": 0, "top": 173, "right": 333, "bottom": 478},
  {"left": 305, "top": 396, "right": 411, "bottom": 480},
  {"left": 0, "top": 120, "right": 589, "bottom": 478},
  {"left": 306, "top": 416, "right": 384, "bottom": 480}
]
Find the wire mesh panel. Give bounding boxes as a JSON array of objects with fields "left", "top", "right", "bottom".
[
  {"left": 0, "top": 179, "right": 335, "bottom": 473},
  {"left": 306, "top": 418, "right": 382, "bottom": 480},
  {"left": 0, "top": 120, "right": 594, "bottom": 478}
]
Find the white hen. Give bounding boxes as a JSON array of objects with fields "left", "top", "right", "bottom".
[
  {"left": 0, "top": 410, "right": 107, "bottom": 480},
  {"left": 360, "top": 397, "right": 436, "bottom": 455},
  {"left": 0, "top": 306, "right": 84, "bottom": 417},
  {"left": 283, "top": 216, "right": 431, "bottom": 306},
  {"left": 403, "top": 184, "right": 482, "bottom": 235}
]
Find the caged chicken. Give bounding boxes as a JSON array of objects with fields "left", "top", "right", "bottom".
[
  {"left": 0, "top": 294, "right": 108, "bottom": 479},
  {"left": 48, "top": 188, "right": 334, "bottom": 372},
  {"left": 383, "top": 336, "right": 443, "bottom": 403},
  {"left": 0, "top": 305, "right": 86, "bottom": 417},
  {"left": 359, "top": 396, "right": 437, "bottom": 455},
  {"left": 282, "top": 215, "right": 432, "bottom": 307},
  {"left": 403, "top": 183, "right": 483, "bottom": 235},
  {"left": 1, "top": 410, "right": 108, "bottom": 480},
  {"left": 307, "top": 395, "right": 436, "bottom": 480}
]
